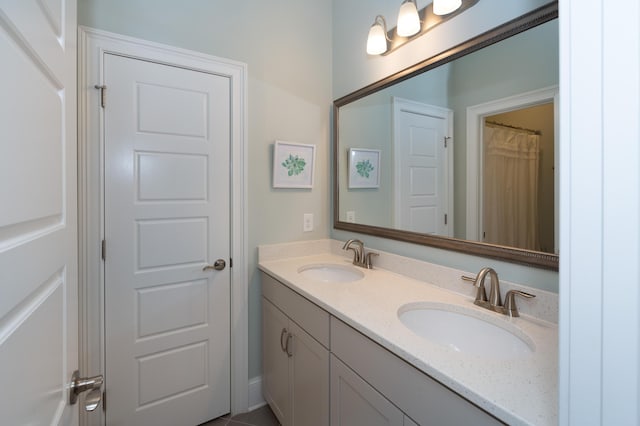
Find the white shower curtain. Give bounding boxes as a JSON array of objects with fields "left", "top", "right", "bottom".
[{"left": 483, "top": 125, "right": 541, "bottom": 250}]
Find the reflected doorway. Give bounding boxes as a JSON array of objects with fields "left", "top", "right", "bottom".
[{"left": 482, "top": 103, "right": 555, "bottom": 252}]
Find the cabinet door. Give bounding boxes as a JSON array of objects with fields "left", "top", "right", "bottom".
[
  {"left": 330, "top": 355, "right": 404, "bottom": 426},
  {"left": 290, "top": 321, "right": 329, "bottom": 426},
  {"left": 262, "top": 298, "right": 290, "bottom": 425}
]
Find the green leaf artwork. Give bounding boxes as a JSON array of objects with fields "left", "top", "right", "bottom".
[
  {"left": 355, "top": 159, "right": 374, "bottom": 179},
  {"left": 282, "top": 154, "right": 306, "bottom": 176}
]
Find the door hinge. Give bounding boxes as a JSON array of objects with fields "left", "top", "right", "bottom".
[
  {"left": 444, "top": 214, "right": 448, "bottom": 225},
  {"left": 95, "top": 85, "right": 106, "bottom": 108},
  {"left": 444, "top": 136, "right": 451, "bottom": 148},
  {"left": 101, "top": 239, "right": 106, "bottom": 261}
]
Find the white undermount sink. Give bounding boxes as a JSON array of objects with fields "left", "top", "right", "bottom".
[
  {"left": 298, "top": 263, "right": 364, "bottom": 283},
  {"left": 398, "top": 303, "right": 534, "bottom": 359}
]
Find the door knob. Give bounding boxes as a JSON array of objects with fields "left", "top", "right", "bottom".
[
  {"left": 70, "top": 370, "right": 104, "bottom": 411},
  {"left": 203, "top": 259, "right": 226, "bottom": 271}
]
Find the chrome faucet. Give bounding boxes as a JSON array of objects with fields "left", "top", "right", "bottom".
[
  {"left": 342, "top": 239, "right": 377, "bottom": 269},
  {"left": 470, "top": 267, "right": 536, "bottom": 317}
]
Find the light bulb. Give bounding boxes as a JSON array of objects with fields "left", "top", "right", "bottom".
[
  {"left": 433, "top": 0, "right": 462, "bottom": 16},
  {"left": 397, "top": 0, "right": 421, "bottom": 37},
  {"left": 366, "top": 16, "right": 388, "bottom": 55}
]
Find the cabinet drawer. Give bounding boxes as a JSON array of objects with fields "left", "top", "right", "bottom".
[
  {"left": 331, "top": 318, "right": 504, "bottom": 426},
  {"left": 262, "top": 272, "right": 330, "bottom": 348}
]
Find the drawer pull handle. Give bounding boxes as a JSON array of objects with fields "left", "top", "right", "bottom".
[
  {"left": 285, "top": 333, "right": 294, "bottom": 358},
  {"left": 280, "top": 328, "right": 288, "bottom": 352}
]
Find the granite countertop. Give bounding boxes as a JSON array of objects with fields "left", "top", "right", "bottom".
[{"left": 258, "top": 240, "right": 558, "bottom": 426}]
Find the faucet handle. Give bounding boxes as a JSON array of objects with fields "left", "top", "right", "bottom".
[
  {"left": 503, "top": 290, "right": 536, "bottom": 317},
  {"left": 364, "top": 252, "right": 378, "bottom": 269}
]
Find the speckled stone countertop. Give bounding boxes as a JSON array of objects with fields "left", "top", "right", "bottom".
[{"left": 258, "top": 239, "right": 558, "bottom": 426}]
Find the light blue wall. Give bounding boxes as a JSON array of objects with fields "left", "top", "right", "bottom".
[
  {"left": 78, "top": 0, "right": 333, "bottom": 380},
  {"left": 332, "top": 0, "right": 559, "bottom": 293}
]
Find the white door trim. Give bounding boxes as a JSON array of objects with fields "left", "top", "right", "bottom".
[
  {"left": 465, "top": 86, "right": 559, "bottom": 242},
  {"left": 78, "top": 27, "right": 248, "bottom": 424}
]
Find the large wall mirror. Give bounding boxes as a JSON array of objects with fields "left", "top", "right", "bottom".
[{"left": 334, "top": 3, "right": 558, "bottom": 270}]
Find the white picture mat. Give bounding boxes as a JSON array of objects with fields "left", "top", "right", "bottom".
[
  {"left": 348, "top": 148, "right": 381, "bottom": 188},
  {"left": 273, "top": 141, "right": 316, "bottom": 188}
]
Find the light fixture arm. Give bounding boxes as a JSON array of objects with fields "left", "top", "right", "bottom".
[
  {"left": 366, "top": 15, "right": 392, "bottom": 55},
  {"left": 373, "top": 15, "right": 392, "bottom": 42}
]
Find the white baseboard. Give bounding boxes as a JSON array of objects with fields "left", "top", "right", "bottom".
[{"left": 248, "top": 376, "right": 266, "bottom": 411}]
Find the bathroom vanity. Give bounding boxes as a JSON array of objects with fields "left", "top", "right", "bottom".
[{"left": 258, "top": 240, "right": 558, "bottom": 426}]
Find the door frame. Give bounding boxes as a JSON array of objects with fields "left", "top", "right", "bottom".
[
  {"left": 78, "top": 27, "right": 248, "bottom": 424},
  {"left": 465, "top": 85, "right": 559, "bottom": 247}
]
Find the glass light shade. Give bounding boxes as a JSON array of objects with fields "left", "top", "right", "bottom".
[
  {"left": 366, "top": 18, "right": 388, "bottom": 55},
  {"left": 397, "top": 1, "right": 421, "bottom": 37},
  {"left": 433, "top": 0, "right": 462, "bottom": 15}
]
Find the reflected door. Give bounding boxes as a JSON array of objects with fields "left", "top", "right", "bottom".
[
  {"left": 104, "top": 54, "right": 231, "bottom": 425},
  {"left": 393, "top": 99, "right": 453, "bottom": 236}
]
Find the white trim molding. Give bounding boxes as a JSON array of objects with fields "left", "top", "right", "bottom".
[
  {"left": 78, "top": 27, "right": 249, "bottom": 424},
  {"left": 248, "top": 376, "right": 267, "bottom": 411},
  {"left": 559, "top": 0, "right": 640, "bottom": 424}
]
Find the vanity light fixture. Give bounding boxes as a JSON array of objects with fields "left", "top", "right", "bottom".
[
  {"left": 366, "top": 0, "right": 479, "bottom": 56},
  {"left": 433, "top": 0, "right": 463, "bottom": 16},
  {"left": 397, "top": 0, "right": 421, "bottom": 37},
  {"left": 366, "top": 15, "right": 390, "bottom": 55}
]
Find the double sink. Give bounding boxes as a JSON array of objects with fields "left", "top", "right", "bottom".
[{"left": 298, "top": 263, "right": 534, "bottom": 360}]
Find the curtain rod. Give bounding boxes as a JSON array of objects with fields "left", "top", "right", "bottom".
[{"left": 485, "top": 120, "right": 541, "bottom": 135}]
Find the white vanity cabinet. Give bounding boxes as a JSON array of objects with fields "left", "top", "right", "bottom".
[
  {"left": 330, "top": 318, "right": 505, "bottom": 426},
  {"left": 261, "top": 271, "right": 505, "bottom": 426},
  {"left": 262, "top": 273, "right": 330, "bottom": 426},
  {"left": 331, "top": 354, "right": 418, "bottom": 426}
]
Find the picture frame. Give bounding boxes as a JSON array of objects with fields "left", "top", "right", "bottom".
[
  {"left": 273, "top": 141, "right": 316, "bottom": 188},
  {"left": 348, "top": 148, "right": 380, "bottom": 188}
]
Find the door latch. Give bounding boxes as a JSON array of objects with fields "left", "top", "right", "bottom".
[{"left": 70, "top": 370, "right": 104, "bottom": 412}]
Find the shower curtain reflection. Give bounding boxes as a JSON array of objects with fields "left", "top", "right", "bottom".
[{"left": 483, "top": 124, "right": 541, "bottom": 250}]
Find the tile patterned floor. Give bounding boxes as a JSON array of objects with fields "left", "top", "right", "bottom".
[{"left": 199, "top": 405, "right": 280, "bottom": 426}]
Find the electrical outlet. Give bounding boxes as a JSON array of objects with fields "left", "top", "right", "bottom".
[
  {"left": 346, "top": 211, "right": 356, "bottom": 223},
  {"left": 303, "top": 213, "right": 313, "bottom": 232}
]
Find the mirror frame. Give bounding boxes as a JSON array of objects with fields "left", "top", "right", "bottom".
[{"left": 333, "top": 2, "right": 559, "bottom": 270}]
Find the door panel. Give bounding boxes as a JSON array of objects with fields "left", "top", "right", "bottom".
[
  {"left": 393, "top": 100, "right": 452, "bottom": 236},
  {"left": 104, "top": 54, "right": 231, "bottom": 426},
  {"left": 0, "top": 0, "right": 78, "bottom": 425}
]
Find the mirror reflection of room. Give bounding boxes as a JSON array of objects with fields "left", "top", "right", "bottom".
[{"left": 337, "top": 18, "right": 558, "bottom": 255}]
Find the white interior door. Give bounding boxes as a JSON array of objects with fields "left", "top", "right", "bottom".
[
  {"left": 393, "top": 99, "right": 453, "bottom": 236},
  {"left": 0, "top": 1, "right": 78, "bottom": 425},
  {"left": 103, "top": 53, "right": 231, "bottom": 426}
]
